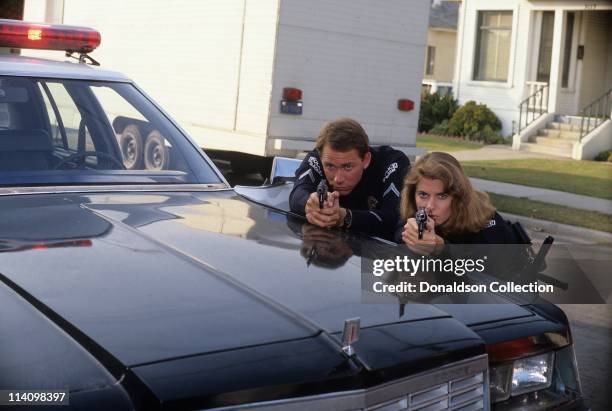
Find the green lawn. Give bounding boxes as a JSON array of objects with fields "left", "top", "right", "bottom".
[
  {"left": 489, "top": 193, "right": 612, "bottom": 233},
  {"left": 417, "top": 134, "right": 483, "bottom": 152},
  {"left": 464, "top": 159, "right": 612, "bottom": 200}
]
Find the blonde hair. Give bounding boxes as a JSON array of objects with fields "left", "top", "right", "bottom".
[{"left": 400, "top": 152, "right": 495, "bottom": 236}]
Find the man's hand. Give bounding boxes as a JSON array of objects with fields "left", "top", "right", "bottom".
[
  {"left": 401, "top": 216, "right": 444, "bottom": 255},
  {"left": 305, "top": 191, "right": 345, "bottom": 228}
]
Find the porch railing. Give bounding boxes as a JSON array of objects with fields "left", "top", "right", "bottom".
[
  {"left": 518, "top": 82, "right": 549, "bottom": 133},
  {"left": 579, "top": 88, "right": 612, "bottom": 141}
]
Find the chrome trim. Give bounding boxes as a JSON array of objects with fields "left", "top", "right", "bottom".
[
  {"left": 0, "top": 184, "right": 230, "bottom": 196},
  {"left": 206, "top": 355, "right": 489, "bottom": 411},
  {"left": 0, "top": 55, "right": 131, "bottom": 82},
  {"left": 341, "top": 317, "right": 361, "bottom": 357}
]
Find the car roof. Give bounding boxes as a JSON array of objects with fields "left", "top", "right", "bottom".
[{"left": 0, "top": 54, "right": 131, "bottom": 82}]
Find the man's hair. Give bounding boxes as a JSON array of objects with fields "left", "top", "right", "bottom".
[
  {"left": 315, "top": 118, "right": 370, "bottom": 158},
  {"left": 400, "top": 152, "right": 496, "bottom": 236}
]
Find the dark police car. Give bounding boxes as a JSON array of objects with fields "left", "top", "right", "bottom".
[{"left": 0, "top": 19, "right": 588, "bottom": 410}]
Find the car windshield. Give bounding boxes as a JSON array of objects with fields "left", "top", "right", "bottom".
[{"left": 0, "top": 76, "right": 222, "bottom": 186}]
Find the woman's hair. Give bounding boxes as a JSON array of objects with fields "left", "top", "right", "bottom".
[{"left": 400, "top": 152, "right": 495, "bottom": 236}]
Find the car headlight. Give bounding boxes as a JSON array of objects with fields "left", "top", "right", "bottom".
[
  {"left": 489, "top": 352, "right": 555, "bottom": 403},
  {"left": 487, "top": 331, "right": 583, "bottom": 410},
  {"left": 511, "top": 352, "right": 554, "bottom": 395},
  {"left": 489, "top": 363, "right": 512, "bottom": 403}
]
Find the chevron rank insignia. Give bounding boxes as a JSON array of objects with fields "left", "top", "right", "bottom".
[{"left": 383, "top": 183, "right": 400, "bottom": 198}]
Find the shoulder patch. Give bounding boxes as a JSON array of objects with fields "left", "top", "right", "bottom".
[
  {"left": 298, "top": 169, "right": 316, "bottom": 183},
  {"left": 308, "top": 157, "right": 323, "bottom": 176},
  {"left": 382, "top": 162, "right": 398, "bottom": 183},
  {"left": 383, "top": 182, "right": 400, "bottom": 198},
  {"left": 484, "top": 219, "right": 496, "bottom": 229}
]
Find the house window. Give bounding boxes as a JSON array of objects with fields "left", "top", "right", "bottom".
[
  {"left": 426, "top": 46, "right": 435, "bottom": 75},
  {"left": 537, "top": 11, "right": 555, "bottom": 83},
  {"left": 562, "top": 12, "right": 575, "bottom": 88},
  {"left": 473, "top": 11, "right": 513, "bottom": 82}
]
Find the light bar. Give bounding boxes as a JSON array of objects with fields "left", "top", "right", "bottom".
[{"left": 0, "top": 19, "right": 101, "bottom": 53}]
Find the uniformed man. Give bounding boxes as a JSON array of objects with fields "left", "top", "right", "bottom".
[{"left": 289, "top": 118, "right": 410, "bottom": 240}]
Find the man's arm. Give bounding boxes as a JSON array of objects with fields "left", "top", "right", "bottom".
[
  {"left": 348, "top": 152, "right": 410, "bottom": 237},
  {"left": 289, "top": 152, "right": 324, "bottom": 216}
]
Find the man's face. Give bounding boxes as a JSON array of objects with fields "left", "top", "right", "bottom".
[
  {"left": 320, "top": 144, "right": 371, "bottom": 196},
  {"left": 414, "top": 177, "right": 453, "bottom": 226}
]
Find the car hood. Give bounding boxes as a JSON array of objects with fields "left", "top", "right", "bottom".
[{"left": 0, "top": 191, "right": 533, "bottom": 369}]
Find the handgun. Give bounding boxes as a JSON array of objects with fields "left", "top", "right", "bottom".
[
  {"left": 415, "top": 207, "right": 428, "bottom": 240},
  {"left": 317, "top": 179, "right": 328, "bottom": 209}
]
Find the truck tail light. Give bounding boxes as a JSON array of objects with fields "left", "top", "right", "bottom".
[
  {"left": 0, "top": 19, "right": 101, "bottom": 53},
  {"left": 397, "top": 99, "right": 414, "bottom": 111},
  {"left": 283, "top": 87, "right": 302, "bottom": 101}
]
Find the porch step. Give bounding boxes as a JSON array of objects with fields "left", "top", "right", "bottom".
[
  {"left": 520, "top": 142, "right": 572, "bottom": 158},
  {"left": 530, "top": 136, "right": 575, "bottom": 148},
  {"left": 537, "top": 128, "right": 581, "bottom": 140},
  {"left": 547, "top": 122, "right": 583, "bottom": 132},
  {"left": 553, "top": 115, "right": 600, "bottom": 128}
]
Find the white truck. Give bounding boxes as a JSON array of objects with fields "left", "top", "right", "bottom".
[{"left": 24, "top": 0, "right": 429, "bottom": 173}]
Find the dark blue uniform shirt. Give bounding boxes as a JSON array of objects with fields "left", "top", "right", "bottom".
[{"left": 289, "top": 146, "right": 410, "bottom": 240}]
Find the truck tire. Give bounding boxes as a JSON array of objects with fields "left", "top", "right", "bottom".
[
  {"left": 144, "top": 130, "right": 169, "bottom": 170},
  {"left": 119, "top": 124, "right": 143, "bottom": 169}
]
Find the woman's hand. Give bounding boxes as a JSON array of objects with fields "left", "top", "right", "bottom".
[{"left": 401, "top": 217, "right": 444, "bottom": 255}]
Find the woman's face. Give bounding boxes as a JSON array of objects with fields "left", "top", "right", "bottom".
[{"left": 414, "top": 177, "right": 453, "bottom": 226}]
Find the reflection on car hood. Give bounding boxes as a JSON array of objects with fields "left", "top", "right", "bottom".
[{"left": 0, "top": 191, "right": 533, "bottom": 367}]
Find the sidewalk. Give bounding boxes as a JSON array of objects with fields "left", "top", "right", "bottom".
[
  {"left": 470, "top": 178, "right": 612, "bottom": 215},
  {"left": 451, "top": 144, "right": 563, "bottom": 161},
  {"left": 501, "top": 212, "right": 612, "bottom": 244}
]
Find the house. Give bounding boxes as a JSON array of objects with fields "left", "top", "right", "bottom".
[
  {"left": 453, "top": 0, "right": 612, "bottom": 159},
  {"left": 422, "top": 1, "right": 460, "bottom": 95}
]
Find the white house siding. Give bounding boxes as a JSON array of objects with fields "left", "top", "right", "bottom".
[
  {"left": 454, "top": 0, "right": 529, "bottom": 135},
  {"left": 268, "top": 0, "right": 428, "bottom": 146}
]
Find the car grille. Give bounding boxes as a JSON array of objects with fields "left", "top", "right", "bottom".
[
  {"left": 208, "top": 354, "right": 489, "bottom": 411},
  {"left": 369, "top": 369, "right": 485, "bottom": 411}
]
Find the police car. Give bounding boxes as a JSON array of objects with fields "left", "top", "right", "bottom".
[{"left": 0, "top": 19, "right": 589, "bottom": 411}]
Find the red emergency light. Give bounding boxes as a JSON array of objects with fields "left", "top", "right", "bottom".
[
  {"left": 397, "top": 99, "right": 414, "bottom": 111},
  {"left": 283, "top": 87, "right": 302, "bottom": 101},
  {"left": 0, "top": 19, "right": 101, "bottom": 53}
]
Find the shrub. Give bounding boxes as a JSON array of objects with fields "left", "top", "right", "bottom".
[
  {"left": 418, "top": 92, "right": 459, "bottom": 132},
  {"left": 594, "top": 150, "right": 612, "bottom": 162},
  {"left": 475, "top": 125, "right": 505, "bottom": 144},
  {"left": 430, "top": 119, "right": 450, "bottom": 135},
  {"left": 448, "top": 101, "right": 502, "bottom": 142}
]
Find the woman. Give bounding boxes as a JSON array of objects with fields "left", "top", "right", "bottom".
[{"left": 396, "top": 152, "right": 520, "bottom": 253}]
